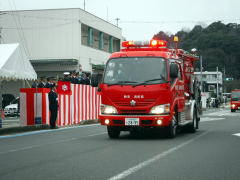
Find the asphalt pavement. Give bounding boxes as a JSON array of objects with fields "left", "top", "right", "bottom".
[{"left": 0, "top": 107, "right": 240, "bottom": 180}]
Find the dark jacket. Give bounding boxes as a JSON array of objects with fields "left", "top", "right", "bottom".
[
  {"left": 45, "top": 82, "right": 53, "bottom": 88},
  {"left": 48, "top": 90, "right": 58, "bottom": 110},
  {"left": 31, "top": 81, "right": 38, "bottom": 88},
  {"left": 37, "top": 82, "right": 45, "bottom": 88}
]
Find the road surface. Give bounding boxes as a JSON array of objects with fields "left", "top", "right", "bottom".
[{"left": 0, "top": 108, "right": 240, "bottom": 180}]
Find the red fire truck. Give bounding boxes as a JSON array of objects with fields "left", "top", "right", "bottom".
[
  {"left": 92, "top": 39, "right": 201, "bottom": 138},
  {"left": 230, "top": 89, "right": 240, "bottom": 112}
]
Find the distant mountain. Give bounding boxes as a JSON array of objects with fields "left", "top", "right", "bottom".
[{"left": 153, "top": 21, "right": 240, "bottom": 79}]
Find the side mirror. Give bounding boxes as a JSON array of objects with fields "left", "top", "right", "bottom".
[
  {"left": 91, "top": 73, "right": 102, "bottom": 87},
  {"left": 170, "top": 64, "right": 179, "bottom": 79}
]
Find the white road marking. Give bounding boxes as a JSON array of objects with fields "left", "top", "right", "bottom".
[
  {"left": 233, "top": 133, "right": 240, "bottom": 137},
  {"left": 108, "top": 131, "right": 209, "bottom": 180},
  {"left": 201, "top": 117, "right": 225, "bottom": 122},
  {"left": 0, "top": 131, "right": 106, "bottom": 155},
  {"left": 86, "top": 132, "right": 107, "bottom": 137}
]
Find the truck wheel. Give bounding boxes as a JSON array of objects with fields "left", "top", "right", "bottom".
[
  {"left": 188, "top": 108, "right": 197, "bottom": 133},
  {"left": 166, "top": 116, "right": 177, "bottom": 138},
  {"left": 107, "top": 126, "right": 120, "bottom": 139},
  {"left": 231, "top": 109, "right": 235, "bottom": 112}
]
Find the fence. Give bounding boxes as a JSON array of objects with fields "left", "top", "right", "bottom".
[{"left": 20, "top": 84, "right": 101, "bottom": 126}]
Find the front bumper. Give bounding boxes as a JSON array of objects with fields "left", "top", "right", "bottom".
[
  {"left": 99, "top": 114, "right": 173, "bottom": 127},
  {"left": 4, "top": 110, "right": 18, "bottom": 116},
  {"left": 231, "top": 103, "right": 240, "bottom": 110}
]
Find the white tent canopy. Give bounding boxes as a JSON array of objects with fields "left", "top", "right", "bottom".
[{"left": 0, "top": 43, "right": 37, "bottom": 81}]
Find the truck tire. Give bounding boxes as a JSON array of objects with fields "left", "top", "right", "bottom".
[
  {"left": 231, "top": 109, "right": 236, "bottom": 112},
  {"left": 166, "top": 115, "right": 177, "bottom": 138},
  {"left": 107, "top": 126, "right": 120, "bottom": 139},
  {"left": 188, "top": 108, "right": 197, "bottom": 133}
]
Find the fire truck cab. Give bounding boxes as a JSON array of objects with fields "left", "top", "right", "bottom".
[
  {"left": 230, "top": 89, "right": 240, "bottom": 112},
  {"left": 92, "top": 39, "right": 201, "bottom": 138}
]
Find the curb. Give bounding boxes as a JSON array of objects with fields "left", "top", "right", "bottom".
[
  {"left": 0, "top": 119, "right": 99, "bottom": 136},
  {"left": 0, "top": 124, "right": 50, "bottom": 136}
]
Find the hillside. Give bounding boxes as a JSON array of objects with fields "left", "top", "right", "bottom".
[{"left": 153, "top": 21, "right": 240, "bottom": 80}]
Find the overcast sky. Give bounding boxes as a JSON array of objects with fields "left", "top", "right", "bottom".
[{"left": 1, "top": 0, "right": 239, "bottom": 40}]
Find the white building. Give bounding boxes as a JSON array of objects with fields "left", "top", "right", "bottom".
[
  {"left": 0, "top": 8, "right": 122, "bottom": 77},
  {"left": 194, "top": 71, "right": 223, "bottom": 96}
]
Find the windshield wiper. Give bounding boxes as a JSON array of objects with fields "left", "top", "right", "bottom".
[
  {"left": 107, "top": 81, "right": 137, "bottom": 86},
  {"left": 133, "top": 78, "right": 168, "bottom": 87}
]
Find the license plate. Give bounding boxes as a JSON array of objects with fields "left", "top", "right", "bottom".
[
  {"left": 238, "top": 107, "right": 240, "bottom": 109},
  {"left": 125, "top": 118, "right": 139, "bottom": 126}
]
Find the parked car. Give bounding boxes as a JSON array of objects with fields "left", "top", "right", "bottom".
[
  {"left": 2, "top": 94, "right": 15, "bottom": 109},
  {"left": 4, "top": 97, "right": 19, "bottom": 116}
]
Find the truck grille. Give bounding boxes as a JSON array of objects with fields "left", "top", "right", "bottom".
[
  {"left": 120, "top": 110, "right": 147, "bottom": 115},
  {"left": 113, "top": 120, "right": 124, "bottom": 124},
  {"left": 141, "top": 120, "right": 153, "bottom": 125},
  {"left": 113, "top": 101, "right": 153, "bottom": 107}
]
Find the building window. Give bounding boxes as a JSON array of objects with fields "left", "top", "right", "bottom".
[
  {"left": 113, "top": 38, "right": 120, "bottom": 52},
  {"left": 109, "top": 36, "right": 113, "bottom": 53},
  {"left": 209, "top": 85, "right": 215, "bottom": 91},
  {"left": 87, "top": 27, "right": 93, "bottom": 46},
  {"left": 81, "top": 24, "right": 88, "bottom": 45},
  {"left": 99, "top": 32, "right": 103, "bottom": 50},
  {"left": 81, "top": 24, "right": 120, "bottom": 52}
]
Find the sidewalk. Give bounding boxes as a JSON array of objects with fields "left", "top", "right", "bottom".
[
  {"left": 0, "top": 116, "right": 99, "bottom": 136},
  {"left": 1, "top": 116, "right": 20, "bottom": 128}
]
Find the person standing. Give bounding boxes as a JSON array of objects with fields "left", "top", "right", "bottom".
[
  {"left": 45, "top": 77, "right": 53, "bottom": 88},
  {"left": 37, "top": 77, "right": 46, "bottom": 88},
  {"left": 48, "top": 84, "right": 58, "bottom": 129},
  {"left": 31, "top": 79, "right": 39, "bottom": 88}
]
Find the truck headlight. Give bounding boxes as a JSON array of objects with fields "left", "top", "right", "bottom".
[
  {"left": 231, "top": 104, "right": 236, "bottom": 108},
  {"left": 150, "top": 104, "right": 170, "bottom": 115},
  {"left": 101, "top": 104, "right": 117, "bottom": 114}
]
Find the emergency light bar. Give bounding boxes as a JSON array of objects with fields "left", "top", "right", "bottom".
[{"left": 122, "top": 39, "right": 167, "bottom": 48}]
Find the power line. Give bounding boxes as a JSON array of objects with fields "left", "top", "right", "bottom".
[
  {"left": 11, "top": 0, "right": 31, "bottom": 57},
  {"left": 4, "top": 12, "right": 240, "bottom": 24},
  {"left": 7, "top": 0, "right": 30, "bottom": 61},
  {"left": 119, "top": 19, "right": 240, "bottom": 24}
]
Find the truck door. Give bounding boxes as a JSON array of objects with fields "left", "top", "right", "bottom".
[
  {"left": 176, "top": 63, "right": 185, "bottom": 112},
  {"left": 170, "top": 62, "right": 184, "bottom": 113}
]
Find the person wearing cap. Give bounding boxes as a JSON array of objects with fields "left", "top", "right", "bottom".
[
  {"left": 63, "top": 72, "right": 71, "bottom": 82},
  {"left": 48, "top": 84, "right": 58, "bottom": 129}
]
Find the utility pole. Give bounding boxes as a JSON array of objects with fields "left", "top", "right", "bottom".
[
  {"left": 200, "top": 55, "right": 203, "bottom": 92},
  {"left": 84, "top": 0, "right": 86, "bottom": 10},
  {"left": 216, "top": 66, "right": 219, "bottom": 98},
  {"left": 115, "top": 18, "right": 120, "bottom": 27},
  {"left": 106, "top": 7, "right": 109, "bottom": 21},
  {"left": 223, "top": 67, "right": 226, "bottom": 93},
  {"left": 0, "top": 27, "right": 2, "bottom": 44},
  {"left": 0, "top": 12, "right": 3, "bottom": 44}
]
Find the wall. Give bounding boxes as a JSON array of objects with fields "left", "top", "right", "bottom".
[{"left": 0, "top": 8, "right": 122, "bottom": 72}]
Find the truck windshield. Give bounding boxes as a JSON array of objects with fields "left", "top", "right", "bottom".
[
  {"left": 103, "top": 57, "right": 167, "bottom": 85},
  {"left": 232, "top": 92, "right": 240, "bottom": 101}
]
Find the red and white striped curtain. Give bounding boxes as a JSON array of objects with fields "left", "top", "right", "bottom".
[{"left": 57, "top": 84, "right": 101, "bottom": 126}]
